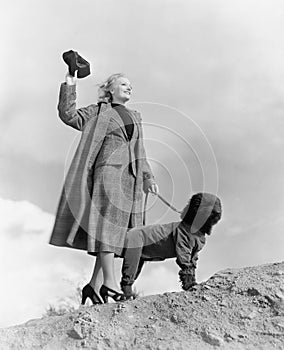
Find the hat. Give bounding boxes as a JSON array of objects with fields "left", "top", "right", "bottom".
[{"left": 62, "top": 50, "right": 91, "bottom": 78}]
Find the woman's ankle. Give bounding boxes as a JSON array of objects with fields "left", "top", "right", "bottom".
[
  {"left": 88, "top": 281, "right": 101, "bottom": 294},
  {"left": 103, "top": 280, "right": 121, "bottom": 292}
]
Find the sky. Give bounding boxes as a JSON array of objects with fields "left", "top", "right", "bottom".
[{"left": 1, "top": 0, "right": 284, "bottom": 327}]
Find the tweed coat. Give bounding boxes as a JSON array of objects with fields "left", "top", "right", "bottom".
[{"left": 49, "top": 83, "right": 155, "bottom": 256}]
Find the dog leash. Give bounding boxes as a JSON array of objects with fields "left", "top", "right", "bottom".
[{"left": 143, "top": 192, "right": 182, "bottom": 225}]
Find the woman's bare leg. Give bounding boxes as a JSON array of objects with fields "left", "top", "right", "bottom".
[
  {"left": 100, "top": 251, "right": 121, "bottom": 291},
  {"left": 89, "top": 255, "right": 103, "bottom": 294}
]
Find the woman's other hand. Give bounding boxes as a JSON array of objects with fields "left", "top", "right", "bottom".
[
  {"left": 147, "top": 183, "right": 159, "bottom": 195},
  {"left": 65, "top": 71, "right": 77, "bottom": 85}
]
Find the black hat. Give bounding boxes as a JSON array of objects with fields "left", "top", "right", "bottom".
[{"left": 62, "top": 50, "right": 91, "bottom": 78}]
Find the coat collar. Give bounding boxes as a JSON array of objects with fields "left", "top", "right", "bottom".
[
  {"left": 99, "top": 102, "right": 141, "bottom": 121},
  {"left": 98, "top": 102, "right": 141, "bottom": 140}
]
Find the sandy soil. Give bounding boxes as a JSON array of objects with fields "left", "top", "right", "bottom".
[{"left": 0, "top": 261, "right": 283, "bottom": 349}]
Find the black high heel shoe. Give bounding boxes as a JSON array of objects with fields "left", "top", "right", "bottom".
[
  {"left": 99, "top": 285, "right": 124, "bottom": 303},
  {"left": 81, "top": 284, "right": 103, "bottom": 305}
]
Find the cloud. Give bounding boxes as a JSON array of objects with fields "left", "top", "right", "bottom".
[
  {"left": 0, "top": 197, "right": 180, "bottom": 327},
  {"left": 0, "top": 197, "right": 91, "bottom": 327},
  {"left": 0, "top": 198, "right": 52, "bottom": 237},
  {"left": 127, "top": 260, "right": 180, "bottom": 296}
]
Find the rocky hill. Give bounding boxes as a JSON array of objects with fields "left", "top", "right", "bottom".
[{"left": 0, "top": 261, "right": 284, "bottom": 350}]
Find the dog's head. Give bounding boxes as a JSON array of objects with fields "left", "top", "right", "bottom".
[{"left": 180, "top": 193, "right": 222, "bottom": 235}]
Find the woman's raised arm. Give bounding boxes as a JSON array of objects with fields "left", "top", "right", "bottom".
[{"left": 57, "top": 72, "right": 99, "bottom": 131}]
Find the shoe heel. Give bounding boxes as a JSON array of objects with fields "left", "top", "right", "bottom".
[
  {"left": 99, "top": 285, "right": 108, "bottom": 304},
  {"left": 81, "top": 295, "right": 87, "bottom": 305},
  {"left": 99, "top": 285, "right": 123, "bottom": 303},
  {"left": 81, "top": 284, "right": 103, "bottom": 305}
]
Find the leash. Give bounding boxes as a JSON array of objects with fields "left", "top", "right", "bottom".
[
  {"left": 143, "top": 192, "right": 182, "bottom": 225},
  {"left": 156, "top": 193, "right": 182, "bottom": 214}
]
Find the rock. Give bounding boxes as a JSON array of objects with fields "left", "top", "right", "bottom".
[
  {"left": 202, "top": 295, "right": 212, "bottom": 302},
  {"left": 219, "top": 301, "right": 228, "bottom": 307},
  {"left": 247, "top": 287, "right": 261, "bottom": 296},
  {"left": 275, "top": 292, "right": 284, "bottom": 301},
  {"left": 201, "top": 330, "right": 224, "bottom": 346},
  {"left": 170, "top": 315, "right": 178, "bottom": 323},
  {"left": 67, "top": 323, "right": 84, "bottom": 339},
  {"left": 240, "top": 310, "right": 258, "bottom": 320},
  {"left": 81, "top": 339, "right": 87, "bottom": 347},
  {"left": 247, "top": 311, "right": 258, "bottom": 320},
  {"left": 203, "top": 285, "right": 212, "bottom": 290},
  {"left": 224, "top": 332, "right": 238, "bottom": 341},
  {"left": 275, "top": 322, "right": 284, "bottom": 329},
  {"left": 274, "top": 270, "right": 284, "bottom": 276},
  {"left": 237, "top": 333, "right": 247, "bottom": 339}
]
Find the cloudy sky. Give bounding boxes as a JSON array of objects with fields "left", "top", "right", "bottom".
[{"left": 1, "top": 0, "right": 284, "bottom": 327}]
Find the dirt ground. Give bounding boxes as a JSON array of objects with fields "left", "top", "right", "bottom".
[{"left": 0, "top": 261, "right": 284, "bottom": 350}]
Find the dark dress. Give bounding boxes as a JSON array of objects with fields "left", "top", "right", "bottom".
[{"left": 111, "top": 103, "right": 134, "bottom": 140}]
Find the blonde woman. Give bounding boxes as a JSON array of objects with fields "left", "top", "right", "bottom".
[{"left": 50, "top": 71, "right": 158, "bottom": 303}]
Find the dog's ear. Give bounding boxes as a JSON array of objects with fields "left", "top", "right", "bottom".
[
  {"left": 179, "top": 269, "right": 197, "bottom": 291},
  {"left": 180, "top": 201, "right": 190, "bottom": 220}
]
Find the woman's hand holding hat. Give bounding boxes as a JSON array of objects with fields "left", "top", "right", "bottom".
[{"left": 65, "top": 72, "right": 77, "bottom": 85}]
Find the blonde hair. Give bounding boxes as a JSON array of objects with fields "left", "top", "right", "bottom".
[{"left": 98, "top": 73, "right": 126, "bottom": 103}]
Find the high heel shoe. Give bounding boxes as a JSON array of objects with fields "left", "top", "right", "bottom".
[
  {"left": 99, "top": 285, "right": 124, "bottom": 303},
  {"left": 81, "top": 284, "right": 103, "bottom": 305}
]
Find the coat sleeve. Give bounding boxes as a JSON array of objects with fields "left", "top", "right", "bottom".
[
  {"left": 176, "top": 227, "right": 194, "bottom": 270},
  {"left": 136, "top": 114, "right": 156, "bottom": 191},
  {"left": 175, "top": 226, "right": 197, "bottom": 272},
  {"left": 57, "top": 83, "right": 99, "bottom": 131}
]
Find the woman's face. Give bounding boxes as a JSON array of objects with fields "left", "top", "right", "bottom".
[{"left": 110, "top": 77, "right": 132, "bottom": 104}]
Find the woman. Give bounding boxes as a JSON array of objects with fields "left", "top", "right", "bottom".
[{"left": 49, "top": 71, "right": 158, "bottom": 303}]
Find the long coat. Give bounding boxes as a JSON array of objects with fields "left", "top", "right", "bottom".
[{"left": 49, "top": 83, "right": 155, "bottom": 256}]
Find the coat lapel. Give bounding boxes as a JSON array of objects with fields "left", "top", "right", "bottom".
[{"left": 87, "top": 104, "right": 112, "bottom": 167}]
